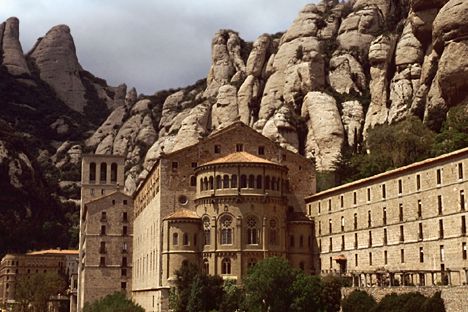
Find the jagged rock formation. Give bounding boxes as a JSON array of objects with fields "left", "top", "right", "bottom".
[{"left": 0, "top": 17, "right": 30, "bottom": 76}]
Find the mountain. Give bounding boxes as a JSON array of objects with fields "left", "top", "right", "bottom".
[{"left": 0, "top": 0, "right": 467, "bottom": 254}]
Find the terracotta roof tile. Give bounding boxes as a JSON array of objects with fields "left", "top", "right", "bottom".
[
  {"left": 164, "top": 209, "right": 201, "bottom": 220},
  {"left": 202, "top": 151, "right": 278, "bottom": 166},
  {"left": 26, "top": 249, "right": 79, "bottom": 256}
]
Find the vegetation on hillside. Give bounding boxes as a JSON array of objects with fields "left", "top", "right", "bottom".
[{"left": 83, "top": 292, "right": 144, "bottom": 312}]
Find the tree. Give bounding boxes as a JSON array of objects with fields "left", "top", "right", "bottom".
[
  {"left": 341, "top": 290, "right": 377, "bottom": 312},
  {"left": 321, "top": 275, "right": 343, "bottom": 312},
  {"left": 15, "top": 272, "right": 67, "bottom": 312},
  {"left": 243, "top": 257, "right": 298, "bottom": 312},
  {"left": 432, "top": 105, "right": 468, "bottom": 155},
  {"left": 290, "top": 273, "right": 323, "bottom": 312},
  {"left": 170, "top": 263, "right": 199, "bottom": 312},
  {"left": 219, "top": 279, "right": 246, "bottom": 312},
  {"left": 83, "top": 292, "right": 144, "bottom": 312},
  {"left": 187, "top": 274, "right": 224, "bottom": 312},
  {"left": 422, "top": 291, "right": 445, "bottom": 312},
  {"left": 373, "top": 292, "right": 427, "bottom": 312}
]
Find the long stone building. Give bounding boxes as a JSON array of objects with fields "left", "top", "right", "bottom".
[
  {"left": 305, "top": 147, "right": 468, "bottom": 287},
  {"left": 131, "top": 122, "right": 316, "bottom": 311}
]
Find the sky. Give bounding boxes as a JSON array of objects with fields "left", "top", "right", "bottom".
[{"left": 1, "top": 0, "right": 317, "bottom": 95}]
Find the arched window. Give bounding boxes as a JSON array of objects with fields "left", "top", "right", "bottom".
[
  {"left": 209, "top": 176, "right": 214, "bottom": 190},
  {"left": 183, "top": 233, "right": 189, "bottom": 246},
  {"left": 100, "top": 163, "right": 107, "bottom": 183},
  {"left": 240, "top": 175, "right": 247, "bottom": 188},
  {"left": 276, "top": 178, "right": 280, "bottom": 190},
  {"left": 203, "top": 258, "right": 209, "bottom": 274},
  {"left": 216, "top": 175, "right": 222, "bottom": 189},
  {"left": 265, "top": 176, "right": 270, "bottom": 190},
  {"left": 221, "top": 258, "right": 231, "bottom": 274},
  {"left": 200, "top": 178, "right": 204, "bottom": 191},
  {"left": 89, "top": 162, "right": 96, "bottom": 182},
  {"left": 290, "top": 235, "right": 295, "bottom": 247},
  {"left": 248, "top": 175, "right": 255, "bottom": 188},
  {"left": 256, "top": 175, "right": 262, "bottom": 189},
  {"left": 190, "top": 176, "right": 197, "bottom": 187},
  {"left": 220, "top": 215, "right": 233, "bottom": 245},
  {"left": 231, "top": 175, "right": 238, "bottom": 188},
  {"left": 203, "top": 177, "right": 208, "bottom": 191},
  {"left": 246, "top": 216, "right": 259, "bottom": 244},
  {"left": 248, "top": 258, "right": 257, "bottom": 269},
  {"left": 269, "top": 219, "right": 278, "bottom": 245},
  {"left": 203, "top": 217, "right": 211, "bottom": 245},
  {"left": 271, "top": 177, "right": 277, "bottom": 190},
  {"left": 223, "top": 175, "right": 230, "bottom": 188},
  {"left": 299, "top": 235, "right": 304, "bottom": 248},
  {"left": 173, "top": 233, "right": 178, "bottom": 246},
  {"left": 110, "top": 163, "right": 118, "bottom": 183}
]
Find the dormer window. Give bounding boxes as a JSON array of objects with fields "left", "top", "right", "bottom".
[
  {"left": 214, "top": 145, "right": 221, "bottom": 153},
  {"left": 236, "top": 144, "right": 243, "bottom": 152}
]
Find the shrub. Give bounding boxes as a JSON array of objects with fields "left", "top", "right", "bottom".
[{"left": 342, "top": 290, "right": 377, "bottom": 312}]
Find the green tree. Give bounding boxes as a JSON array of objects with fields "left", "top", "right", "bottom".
[
  {"left": 83, "top": 292, "right": 144, "bottom": 312},
  {"left": 187, "top": 274, "right": 224, "bottom": 312},
  {"left": 290, "top": 273, "right": 323, "bottom": 312},
  {"left": 243, "top": 257, "right": 298, "bottom": 312},
  {"left": 15, "top": 272, "right": 67, "bottom": 312},
  {"left": 219, "top": 279, "right": 246, "bottom": 312},
  {"left": 321, "top": 275, "right": 343, "bottom": 312},
  {"left": 422, "top": 291, "right": 445, "bottom": 312},
  {"left": 373, "top": 292, "right": 427, "bottom": 312},
  {"left": 170, "top": 263, "right": 199, "bottom": 312},
  {"left": 342, "top": 290, "right": 377, "bottom": 312},
  {"left": 432, "top": 105, "right": 468, "bottom": 155}
]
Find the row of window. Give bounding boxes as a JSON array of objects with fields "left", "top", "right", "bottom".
[
  {"left": 319, "top": 193, "right": 466, "bottom": 235},
  {"left": 198, "top": 174, "right": 286, "bottom": 192},
  {"left": 100, "top": 225, "right": 128, "bottom": 236},
  {"left": 88, "top": 162, "right": 119, "bottom": 183},
  {"left": 99, "top": 256, "right": 128, "bottom": 268},
  {"left": 315, "top": 163, "right": 464, "bottom": 213},
  {"left": 329, "top": 243, "right": 468, "bottom": 269},
  {"left": 100, "top": 211, "right": 128, "bottom": 222},
  {"left": 321, "top": 217, "right": 467, "bottom": 252},
  {"left": 99, "top": 241, "right": 129, "bottom": 254}
]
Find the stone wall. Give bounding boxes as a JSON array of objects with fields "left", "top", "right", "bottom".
[{"left": 342, "top": 286, "right": 468, "bottom": 312}]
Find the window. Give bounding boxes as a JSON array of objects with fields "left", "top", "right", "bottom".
[
  {"left": 248, "top": 175, "right": 255, "bottom": 188},
  {"left": 328, "top": 199, "right": 332, "bottom": 211},
  {"left": 240, "top": 175, "right": 247, "bottom": 188},
  {"left": 341, "top": 235, "right": 345, "bottom": 250},
  {"left": 220, "top": 215, "right": 233, "bottom": 245},
  {"left": 123, "top": 212, "right": 128, "bottom": 222},
  {"left": 299, "top": 235, "right": 304, "bottom": 248},
  {"left": 122, "top": 257, "right": 127, "bottom": 267},
  {"left": 203, "top": 259, "right": 209, "bottom": 273},
  {"left": 191, "top": 162, "right": 197, "bottom": 168},
  {"left": 190, "top": 176, "right": 197, "bottom": 187},
  {"left": 382, "top": 184, "right": 386, "bottom": 199},
  {"left": 246, "top": 216, "right": 259, "bottom": 244},
  {"left": 290, "top": 235, "right": 295, "bottom": 248},
  {"left": 329, "top": 237, "right": 332, "bottom": 252},
  {"left": 100, "top": 257, "right": 106, "bottom": 267},
  {"left": 463, "top": 243, "right": 467, "bottom": 260},
  {"left": 399, "top": 203, "right": 404, "bottom": 222},
  {"left": 416, "top": 174, "right": 421, "bottom": 190},
  {"left": 458, "top": 163, "right": 464, "bottom": 180},
  {"left": 173, "top": 233, "right": 178, "bottom": 245},
  {"left": 354, "top": 213, "right": 358, "bottom": 230},
  {"left": 318, "top": 202, "right": 321, "bottom": 214},
  {"left": 269, "top": 219, "right": 278, "bottom": 245},
  {"left": 258, "top": 146, "right": 265, "bottom": 155},
  {"left": 171, "top": 161, "right": 178, "bottom": 171},
  {"left": 123, "top": 226, "right": 128, "bottom": 236},
  {"left": 101, "top": 211, "right": 107, "bottom": 222},
  {"left": 420, "top": 247, "right": 424, "bottom": 263},
  {"left": 121, "top": 268, "right": 127, "bottom": 276},
  {"left": 462, "top": 216, "right": 466, "bottom": 236},
  {"left": 100, "top": 163, "right": 107, "bottom": 183},
  {"left": 353, "top": 192, "right": 357, "bottom": 205},
  {"left": 109, "top": 162, "right": 118, "bottom": 183},
  {"left": 318, "top": 221, "right": 321, "bottom": 235},
  {"left": 368, "top": 210, "right": 371, "bottom": 227},
  {"left": 121, "top": 282, "right": 127, "bottom": 290},
  {"left": 383, "top": 229, "right": 388, "bottom": 245},
  {"left": 183, "top": 233, "right": 189, "bottom": 246},
  {"left": 214, "top": 145, "right": 221, "bottom": 153},
  {"left": 367, "top": 188, "right": 371, "bottom": 201},
  {"left": 89, "top": 162, "right": 96, "bottom": 182},
  {"left": 383, "top": 207, "right": 387, "bottom": 225},
  {"left": 418, "top": 200, "right": 422, "bottom": 219},
  {"left": 100, "top": 225, "right": 106, "bottom": 235},
  {"left": 354, "top": 233, "right": 358, "bottom": 249},
  {"left": 418, "top": 223, "right": 423, "bottom": 240},
  {"left": 355, "top": 254, "right": 358, "bottom": 267},
  {"left": 369, "top": 252, "right": 373, "bottom": 266},
  {"left": 221, "top": 258, "right": 231, "bottom": 274},
  {"left": 256, "top": 175, "right": 262, "bottom": 189},
  {"left": 437, "top": 169, "right": 442, "bottom": 185},
  {"left": 368, "top": 231, "right": 372, "bottom": 247},
  {"left": 123, "top": 199, "right": 128, "bottom": 205},
  {"left": 231, "top": 175, "right": 238, "bottom": 188},
  {"left": 236, "top": 144, "right": 243, "bottom": 152},
  {"left": 440, "top": 245, "right": 445, "bottom": 262},
  {"left": 401, "top": 249, "right": 405, "bottom": 263},
  {"left": 340, "top": 195, "right": 344, "bottom": 208},
  {"left": 438, "top": 195, "right": 443, "bottom": 215},
  {"left": 461, "top": 190, "right": 465, "bottom": 211},
  {"left": 439, "top": 220, "right": 444, "bottom": 239},
  {"left": 122, "top": 242, "right": 128, "bottom": 253},
  {"left": 400, "top": 225, "right": 404, "bottom": 242},
  {"left": 222, "top": 175, "right": 229, "bottom": 188},
  {"left": 398, "top": 179, "right": 402, "bottom": 195},
  {"left": 99, "top": 242, "right": 106, "bottom": 254},
  {"left": 384, "top": 250, "right": 388, "bottom": 265},
  {"left": 264, "top": 176, "right": 270, "bottom": 190},
  {"left": 341, "top": 216, "right": 345, "bottom": 232},
  {"left": 216, "top": 175, "right": 222, "bottom": 189},
  {"left": 329, "top": 219, "right": 332, "bottom": 234}
]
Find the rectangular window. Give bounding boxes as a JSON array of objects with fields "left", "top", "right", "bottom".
[
  {"left": 384, "top": 250, "right": 388, "bottom": 265},
  {"left": 438, "top": 195, "right": 443, "bottom": 215},
  {"left": 354, "top": 233, "right": 358, "bottom": 249},
  {"left": 459, "top": 163, "right": 464, "bottom": 180},
  {"left": 419, "top": 222, "right": 423, "bottom": 240},
  {"left": 172, "top": 161, "right": 178, "bottom": 171},
  {"left": 369, "top": 252, "right": 373, "bottom": 266},
  {"left": 318, "top": 221, "right": 321, "bottom": 235},
  {"left": 382, "top": 184, "right": 386, "bottom": 199},
  {"left": 123, "top": 199, "right": 128, "bottom": 205},
  {"left": 368, "top": 211, "right": 372, "bottom": 227},
  {"left": 355, "top": 254, "right": 358, "bottom": 267},
  {"left": 399, "top": 203, "right": 404, "bottom": 222},
  {"left": 122, "top": 257, "right": 127, "bottom": 267},
  {"left": 100, "top": 225, "right": 106, "bottom": 235},
  {"left": 367, "top": 188, "right": 371, "bottom": 202},
  {"left": 437, "top": 169, "right": 442, "bottom": 185},
  {"left": 328, "top": 199, "right": 332, "bottom": 211},
  {"left": 353, "top": 192, "right": 357, "bottom": 205},
  {"left": 400, "top": 225, "right": 404, "bottom": 242},
  {"left": 461, "top": 190, "right": 465, "bottom": 211},
  {"left": 329, "top": 219, "right": 332, "bottom": 234},
  {"left": 398, "top": 179, "right": 402, "bottom": 195},
  {"left": 341, "top": 235, "right": 345, "bottom": 251},
  {"left": 214, "top": 145, "right": 221, "bottom": 153},
  {"left": 383, "top": 207, "right": 387, "bottom": 225},
  {"left": 401, "top": 249, "right": 405, "bottom": 263},
  {"left": 440, "top": 245, "right": 445, "bottom": 262},
  {"left": 416, "top": 174, "right": 421, "bottom": 191},
  {"left": 329, "top": 237, "right": 332, "bottom": 252},
  {"left": 99, "top": 242, "right": 106, "bottom": 254},
  {"left": 258, "top": 146, "right": 265, "bottom": 155},
  {"left": 418, "top": 200, "right": 422, "bottom": 219},
  {"left": 341, "top": 217, "right": 345, "bottom": 232},
  {"left": 191, "top": 162, "right": 197, "bottom": 168},
  {"left": 462, "top": 216, "right": 466, "bottom": 236},
  {"left": 354, "top": 213, "right": 358, "bottom": 230},
  {"left": 121, "top": 268, "right": 127, "bottom": 276},
  {"left": 236, "top": 144, "right": 243, "bottom": 152},
  {"left": 463, "top": 243, "right": 467, "bottom": 260},
  {"left": 101, "top": 211, "right": 107, "bottom": 222},
  {"left": 121, "top": 282, "right": 127, "bottom": 290},
  {"left": 340, "top": 195, "right": 344, "bottom": 208},
  {"left": 100, "top": 257, "right": 106, "bottom": 267},
  {"left": 123, "top": 226, "right": 128, "bottom": 236},
  {"left": 439, "top": 220, "right": 444, "bottom": 239},
  {"left": 122, "top": 212, "right": 128, "bottom": 222},
  {"left": 383, "top": 229, "right": 388, "bottom": 245},
  {"left": 368, "top": 231, "right": 372, "bottom": 247},
  {"left": 420, "top": 247, "right": 424, "bottom": 263},
  {"left": 318, "top": 202, "right": 321, "bottom": 214}
]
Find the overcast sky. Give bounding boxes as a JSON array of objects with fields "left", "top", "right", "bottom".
[{"left": 1, "top": 0, "right": 316, "bottom": 94}]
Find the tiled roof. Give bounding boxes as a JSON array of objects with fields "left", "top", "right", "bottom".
[
  {"left": 164, "top": 209, "right": 201, "bottom": 220},
  {"left": 27, "top": 249, "right": 79, "bottom": 256},
  {"left": 202, "top": 151, "right": 278, "bottom": 166}
]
